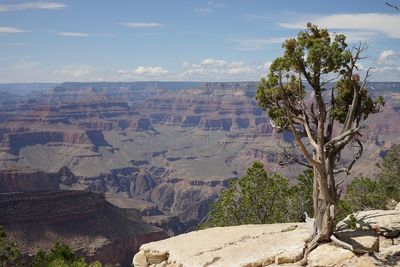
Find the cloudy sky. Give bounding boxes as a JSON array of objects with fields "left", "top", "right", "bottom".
[{"left": 0, "top": 0, "right": 399, "bottom": 82}]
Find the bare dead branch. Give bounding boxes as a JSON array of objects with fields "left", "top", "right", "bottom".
[
  {"left": 277, "top": 143, "right": 313, "bottom": 169},
  {"left": 386, "top": 2, "right": 400, "bottom": 11}
]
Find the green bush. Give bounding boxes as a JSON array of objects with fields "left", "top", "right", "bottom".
[
  {"left": 0, "top": 225, "right": 21, "bottom": 267},
  {"left": 202, "top": 162, "right": 313, "bottom": 227},
  {"left": 32, "top": 243, "right": 102, "bottom": 267},
  {"left": 379, "top": 144, "right": 400, "bottom": 201}
]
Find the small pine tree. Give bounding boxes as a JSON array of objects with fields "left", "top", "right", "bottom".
[
  {"left": 0, "top": 225, "right": 21, "bottom": 267},
  {"left": 379, "top": 144, "right": 400, "bottom": 201},
  {"left": 203, "top": 162, "right": 313, "bottom": 227}
]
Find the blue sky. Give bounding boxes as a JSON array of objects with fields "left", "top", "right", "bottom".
[{"left": 0, "top": 0, "right": 399, "bottom": 82}]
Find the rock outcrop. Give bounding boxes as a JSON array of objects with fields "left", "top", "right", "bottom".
[
  {"left": 133, "top": 223, "right": 312, "bottom": 267},
  {"left": 337, "top": 210, "right": 400, "bottom": 238},
  {"left": 133, "top": 210, "right": 400, "bottom": 267}
]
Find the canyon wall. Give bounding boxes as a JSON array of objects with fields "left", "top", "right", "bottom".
[
  {"left": 0, "top": 191, "right": 168, "bottom": 266},
  {"left": 0, "top": 82, "right": 399, "bottom": 236}
]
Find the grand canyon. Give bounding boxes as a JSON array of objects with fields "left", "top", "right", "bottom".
[{"left": 1, "top": 81, "right": 400, "bottom": 265}]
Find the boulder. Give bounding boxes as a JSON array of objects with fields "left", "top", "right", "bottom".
[
  {"left": 396, "top": 202, "right": 400, "bottom": 211},
  {"left": 132, "top": 251, "right": 147, "bottom": 267},
  {"left": 336, "top": 210, "right": 400, "bottom": 238},
  {"left": 132, "top": 223, "right": 312, "bottom": 267}
]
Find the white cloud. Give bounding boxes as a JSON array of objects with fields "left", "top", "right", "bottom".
[
  {"left": 115, "top": 66, "right": 169, "bottom": 80},
  {"left": 378, "top": 50, "right": 400, "bottom": 63},
  {"left": 234, "top": 37, "right": 288, "bottom": 51},
  {"left": 181, "top": 58, "right": 270, "bottom": 81},
  {"left": 201, "top": 58, "right": 227, "bottom": 66},
  {"left": 58, "top": 32, "right": 114, "bottom": 37},
  {"left": 0, "top": 26, "right": 25, "bottom": 34},
  {"left": 119, "top": 66, "right": 168, "bottom": 75},
  {"left": 52, "top": 66, "right": 93, "bottom": 78},
  {"left": 279, "top": 13, "right": 400, "bottom": 39},
  {"left": 0, "top": 2, "right": 66, "bottom": 12},
  {"left": 59, "top": 32, "right": 91, "bottom": 37},
  {"left": 195, "top": 7, "right": 213, "bottom": 13},
  {"left": 121, "top": 22, "right": 165, "bottom": 29},
  {"left": 195, "top": 1, "right": 225, "bottom": 14},
  {"left": 365, "top": 50, "right": 400, "bottom": 81}
]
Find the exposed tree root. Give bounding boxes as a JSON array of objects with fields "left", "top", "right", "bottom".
[
  {"left": 300, "top": 233, "right": 321, "bottom": 266},
  {"left": 300, "top": 232, "right": 365, "bottom": 265},
  {"left": 330, "top": 234, "right": 354, "bottom": 251}
]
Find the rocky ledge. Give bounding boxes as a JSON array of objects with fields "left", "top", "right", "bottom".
[{"left": 133, "top": 209, "right": 400, "bottom": 267}]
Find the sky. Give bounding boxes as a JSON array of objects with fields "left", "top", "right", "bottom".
[{"left": 0, "top": 0, "right": 399, "bottom": 83}]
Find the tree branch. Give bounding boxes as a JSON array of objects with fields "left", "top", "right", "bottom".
[
  {"left": 325, "top": 125, "right": 363, "bottom": 149},
  {"left": 277, "top": 143, "right": 313, "bottom": 169},
  {"left": 285, "top": 104, "right": 319, "bottom": 166},
  {"left": 342, "top": 45, "right": 369, "bottom": 133},
  {"left": 333, "top": 138, "right": 363, "bottom": 175},
  {"left": 386, "top": 2, "right": 400, "bottom": 11}
]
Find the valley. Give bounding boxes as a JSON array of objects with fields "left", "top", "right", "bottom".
[{"left": 1, "top": 81, "right": 400, "bottom": 236}]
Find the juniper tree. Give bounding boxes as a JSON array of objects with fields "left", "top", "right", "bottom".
[
  {"left": 202, "top": 162, "right": 314, "bottom": 228},
  {"left": 256, "top": 23, "right": 383, "bottom": 248}
]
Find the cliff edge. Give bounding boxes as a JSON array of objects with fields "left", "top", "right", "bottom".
[{"left": 133, "top": 209, "right": 400, "bottom": 267}]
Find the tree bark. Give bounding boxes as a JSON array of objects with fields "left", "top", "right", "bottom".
[{"left": 313, "top": 160, "right": 338, "bottom": 241}]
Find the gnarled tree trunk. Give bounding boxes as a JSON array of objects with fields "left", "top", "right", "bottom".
[{"left": 313, "top": 163, "right": 338, "bottom": 241}]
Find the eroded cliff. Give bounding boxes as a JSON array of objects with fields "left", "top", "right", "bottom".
[{"left": 0, "top": 191, "right": 168, "bottom": 266}]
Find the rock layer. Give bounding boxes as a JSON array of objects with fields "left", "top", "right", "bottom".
[
  {"left": 1, "top": 82, "right": 400, "bottom": 237},
  {"left": 0, "top": 191, "right": 168, "bottom": 266}
]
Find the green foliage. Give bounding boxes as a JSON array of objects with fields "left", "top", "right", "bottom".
[
  {"left": 331, "top": 78, "right": 384, "bottom": 123},
  {"left": 336, "top": 144, "right": 400, "bottom": 223},
  {"left": 31, "top": 243, "right": 102, "bottom": 267},
  {"left": 256, "top": 23, "right": 383, "bottom": 131},
  {"left": 203, "top": 162, "right": 313, "bottom": 227},
  {"left": 344, "top": 177, "right": 387, "bottom": 211},
  {"left": 256, "top": 23, "right": 346, "bottom": 128},
  {"left": 379, "top": 144, "right": 400, "bottom": 201},
  {"left": 291, "top": 169, "right": 314, "bottom": 218},
  {"left": 345, "top": 214, "right": 358, "bottom": 230},
  {"left": 335, "top": 199, "right": 353, "bottom": 224},
  {"left": 335, "top": 143, "right": 400, "bottom": 223},
  {"left": 336, "top": 177, "right": 388, "bottom": 223},
  {"left": 0, "top": 225, "right": 21, "bottom": 267}
]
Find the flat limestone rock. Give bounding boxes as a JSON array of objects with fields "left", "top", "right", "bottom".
[
  {"left": 336, "top": 210, "right": 400, "bottom": 237},
  {"left": 307, "top": 243, "right": 355, "bottom": 267},
  {"left": 133, "top": 223, "right": 312, "bottom": 267}
]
